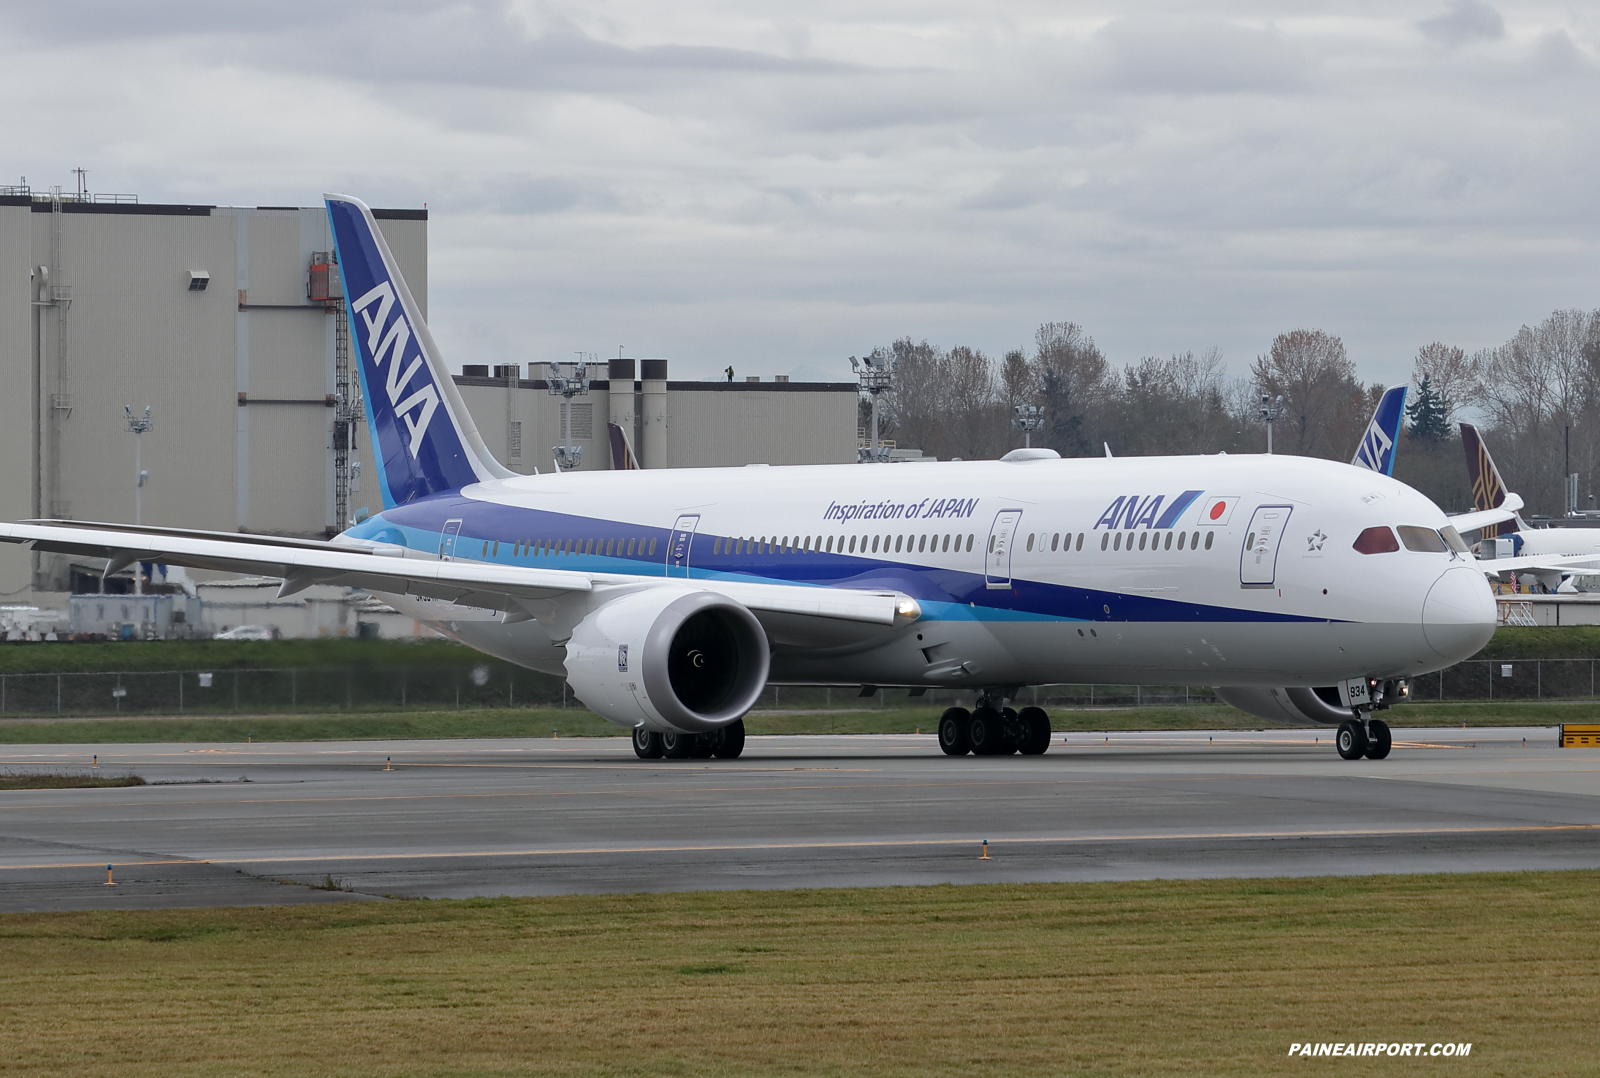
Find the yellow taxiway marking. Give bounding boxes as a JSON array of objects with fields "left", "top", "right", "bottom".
[{"left": 7, "top": 822, "right": 1599, "bottom": 872}]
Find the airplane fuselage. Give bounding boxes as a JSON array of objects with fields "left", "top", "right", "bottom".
[{"left": 345, "top": 452, "right": 1495, "bottom": 705}]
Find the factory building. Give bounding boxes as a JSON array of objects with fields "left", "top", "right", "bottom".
[{"left": 0, "top": 186, "right": 857, "bottom": 609}]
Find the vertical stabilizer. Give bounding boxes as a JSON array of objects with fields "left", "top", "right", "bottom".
[
  {"left": 608, "top": 423, "right": 640, "bottom": 470},
  {"left": 324, "top": 194, "right": 512, "bottom": 508},
  {"left": 1460, "top": 423, "right": 1521, "bottom": 538},
  {"left": 1350, "top": 385, "right": 1407, "bottom": 476}
]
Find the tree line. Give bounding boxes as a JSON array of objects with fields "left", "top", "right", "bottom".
[{"left": 865, "top": 309, "right": 1600, "bottom": 517}]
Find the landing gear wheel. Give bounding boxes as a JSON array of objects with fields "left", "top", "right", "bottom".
[
  {"left": 688, "top": 733, "right": 716, "bottom": 759},
  {"left": 632, "top": 727, "right": 664, "bottom": 759},
  {"left": 1336, "top": 718, "right": 1368, "bottom": 761},
  {"left": 969, "top": 707, "right": 1005, "bottom": 756},
  {"left": 661, "top": 731, "right": 694, "bottom": 759},
  {"left": 938, "top": 708, "right": 971, "bottom": 756},
  {"left": 1018, "top": 706, "right": 1051, "bottom": 755},
  {"left": 713, "top": 719, "right": 746, "bottom": 759},
  {"left": 1364, "top": 718, "right": 1391, "bottom": 760},
  {"left": 1000, "top": 707, "right": 1023, "bottom": 754}
]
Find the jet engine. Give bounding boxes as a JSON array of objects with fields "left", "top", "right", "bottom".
[
  {"left": 1213, "top": 686, "right": 1356, "bottom": 726},
  {"left": 564, "top": 586, "right": 770, "bottom": 733}
]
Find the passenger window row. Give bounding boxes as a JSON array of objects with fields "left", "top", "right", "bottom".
[
  {"left": 1095, "top": 530, "right": 1215, "bottom": 552},
  {"left": 712, "top": 533, "right": 978, "bottom": 556},
  {"left": 502, "top": 536, "right": 657, "bottom": 558}
]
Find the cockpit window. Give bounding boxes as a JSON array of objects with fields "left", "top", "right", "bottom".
[
  {"left": 1438, "top": 525, "right": 1470, "bottom": 554},
  {"left": 1352, "top": 526, "right": 1399, "bottom": 554},
  {"left": 1398, "top": 525, "right": 1449, "bottom": 553}
]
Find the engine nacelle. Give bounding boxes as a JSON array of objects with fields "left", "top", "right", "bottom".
[
  {"left": 564, "top": 586, "right": 770, "bottom": 733},
  {"left": 1213, "top": 685, "right": 1356, "bottom": 726}
]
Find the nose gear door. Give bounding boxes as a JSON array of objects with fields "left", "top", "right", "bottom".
[
  {"left": 985, "top": 509, "right": 1023, "bottom": 589},
  {"left": 1240, "top": 505, "right": 1292, "bottom": 587},
  {"left": 666, "top": 514, "right": 700, "bottom": 578}
]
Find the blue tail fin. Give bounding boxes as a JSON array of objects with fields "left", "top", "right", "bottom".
[
  {"left": 325, "top": 194, "right": 511, "bottom": 508},
  {"left": 1350, "top": 384, "right": 1407, "bottom": 475}
]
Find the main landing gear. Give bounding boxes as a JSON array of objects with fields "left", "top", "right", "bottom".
[
  {"left": 938, "top": 698, "right": 1051, "bottom": 757},
  {"left": 632, "top": 719, "right": 746, "bottom": 760},
  {"left": 1335, "top": 717, "right": 1391, "bottom": 761}
]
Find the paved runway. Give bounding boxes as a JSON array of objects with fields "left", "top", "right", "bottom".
[{"left": 2, "top": 727, "right": 1598, "bottom": 911}]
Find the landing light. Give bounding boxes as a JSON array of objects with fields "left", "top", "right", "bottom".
[{"left": 895, "top": 597, "right": 922, "bottom": 622}]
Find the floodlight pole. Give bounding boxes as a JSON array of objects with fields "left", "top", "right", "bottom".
[
  {"left": 124, "top": 405, "right": 153, "bottom": 593},
  {"left": 547, "top": 357, "right": 591, "bottom": 471},
  {"left": 1259, "top": 394, "right": 1284, "bottom": 455},
  {"left": 1012, "top": 405, "right": 1043, "bottom": 449},
  {"left": 850, "top": 351, "right": 897, "bottom": 463}
]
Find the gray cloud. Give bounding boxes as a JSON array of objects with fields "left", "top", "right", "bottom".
[
  {"left": 3, "top": 1, "right": 1598, "bottom": 392},
  {"left": 1418, "top": 0, "right": 1505, "bottom": 46}
]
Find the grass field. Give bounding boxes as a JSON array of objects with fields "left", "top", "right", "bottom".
[
  {"left": 0, "top": 871, "right": 1588, "bottom": 1075},
  {"left": 0, "top": 771, "right": 145, "bottom": 790},
  {"left": 0, "top": 698, "right": 1587, "bottom": 744}
]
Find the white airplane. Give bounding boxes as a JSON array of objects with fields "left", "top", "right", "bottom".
[
  {"left": 0, "top": 195, "right": 1504, "bottom": 763},
  {"left": 1459, "top": 423, "right": 1600, "bottom": 591}
]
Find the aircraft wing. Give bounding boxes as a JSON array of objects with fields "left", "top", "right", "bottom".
[
  {"left": 1473, "top": 554, "right": 1600, "bottom": 577},
  {"left": 0, "top": 520, "right": 916, "bottom": 628},
  {"left": 1449, "top": 494, "right": 1524, "bottom": 535}
]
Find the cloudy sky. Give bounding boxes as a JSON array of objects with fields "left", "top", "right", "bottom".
[{"left": 4, "top": 1, "right": 1597, "bottom": 386}]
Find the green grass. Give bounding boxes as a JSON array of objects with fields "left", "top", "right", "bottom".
[
  {"left": 0, "top": 699, "right": 1581, "bottom": 744},
  {"left": 0, "top": 771, "right": 146, "bottom": 790},
  {"left": 0, "top": 871, "right": 1590, "bottom": 1075}
]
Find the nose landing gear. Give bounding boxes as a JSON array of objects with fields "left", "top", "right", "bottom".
[{"left": 1335, "top": 716, "right": 1393, "bottom": 761}]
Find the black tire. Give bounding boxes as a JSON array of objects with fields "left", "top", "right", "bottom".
[
  {"left": 938, "top": 708, "right": 971, "bottom": 755},
  {"left": 713, "top": 719, "right": 746, "bottom": 759},
  {"left": 1336, "top": 718, "right": 1368, "bottom": 761},
  {"left": 661, "top": 731, "right": 694, "bottom": 759},
  {"left": 1365, "top": 718, "right": 1392, "bottom": 760},
  {"left": 1000, "top": 707, "right": 1023, "bottom": 754},
  {"left": 969, "top": 707, "right": 1005, "bottom": 756},
  {"left": 1018, "top": 706, "right": 1051, "bottom": 755},
  {"left": 632, "top": 727, "right": 664, "bottom": 759},
  {"left": 688, "top": 733, "right": 716, "bottom": 759}
]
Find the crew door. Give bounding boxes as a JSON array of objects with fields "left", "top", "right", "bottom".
[
  {"left": 1240, "top": 505, "right": 1292, "bottom": 587},
  {"left": 985, "top": 509, "right": 1023, "bottom": 589},
  {"left": 438, "top": 519, "right": 464, "bottom": 561},
  {"left": 666, "top": 514, "right": 700, "bottom": 577}
]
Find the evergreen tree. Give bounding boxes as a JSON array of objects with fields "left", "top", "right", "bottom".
[{"left": 1406, "top": 375, "right": 1452, "bottom": 440}]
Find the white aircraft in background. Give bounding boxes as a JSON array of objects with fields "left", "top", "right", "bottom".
[
  {"left": 1459, "top": 423, "right": 1600, "bottom": 592},
  {"left": 0, "top": 195, "right": 1503, "bottom": 763}
]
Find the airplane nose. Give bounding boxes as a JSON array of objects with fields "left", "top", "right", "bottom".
[{"left": 1422, "top": 565, "right": 1496, "bottom": 661}]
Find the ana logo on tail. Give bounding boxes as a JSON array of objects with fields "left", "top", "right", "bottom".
[
  {"left": 1351, "top": 385, "right": 1407, "bottom": 476},
  {"left": 351, "top": 281, "right": 440, "bottom": 459}
]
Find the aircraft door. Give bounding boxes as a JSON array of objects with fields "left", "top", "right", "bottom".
[
  {"left": 666, "top": 514, "right": 700, "bottom": 577},
  {"left": 985, "top": 509, "right": 1023, "bottom": 589},
  {"left": 1240, "top": 505, "right": 1292, "bottom": 587},
  {"left": 438, "top": 519, "right": 464, "bottom": 561}
]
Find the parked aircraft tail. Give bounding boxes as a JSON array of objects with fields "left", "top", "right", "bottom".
[
  {"left": 1350, "top": 385, "right": 1407, "bottom": 475},
  {"left": 1460, "top": 422, "right": 1520, "bottom": 538},
  {"left": 608, "top": 423, "right": 640, "bottom": 470},
  {"left": 324, "top": 194, "right": 512, "bottom": 509}
]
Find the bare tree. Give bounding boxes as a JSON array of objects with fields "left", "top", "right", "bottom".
[
  {"left": 1411, "top": 342, "right": 1477, "bottom": 424},
  {"left": 1250, "top": 330, "right": 1360, "bottom": 457},
  {"left": 1031, "top": 321, "right": 1109, "bottom": 456}
]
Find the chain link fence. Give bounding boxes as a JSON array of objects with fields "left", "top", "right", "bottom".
[
  {"left": 0, "top": 665, "right": 569, "bottom": 718},
  {"left": 0, "top": 659, "right": 1591, "bottom": 718}
]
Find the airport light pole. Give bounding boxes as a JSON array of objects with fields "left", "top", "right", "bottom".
[
  {"left": 1012, "top": 405, "right": 1043, "bottom": 449},
  {"left": 850, "top": 350, "right": 896, "bottom": 463},
  {"left": 124, "top": 405, "right": 153, "bottom": 594},
  {"left": 1259, "top": 394, "right": 1284, "bottom": 454},
  {"left": 547, "top": 357, "right": 591, "bottom": 471}
]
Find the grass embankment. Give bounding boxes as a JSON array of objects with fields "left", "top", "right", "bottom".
[
  {"left": 0, "top": 772, "right": 145, "bottom": 790},
  {"left": 0, "top": 872, "right": 1588, "bottom": 1075}
]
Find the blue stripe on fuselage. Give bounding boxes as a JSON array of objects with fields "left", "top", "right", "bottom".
[{"left": 347, "top": 495, "right": 1335, "bottom": 625}]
